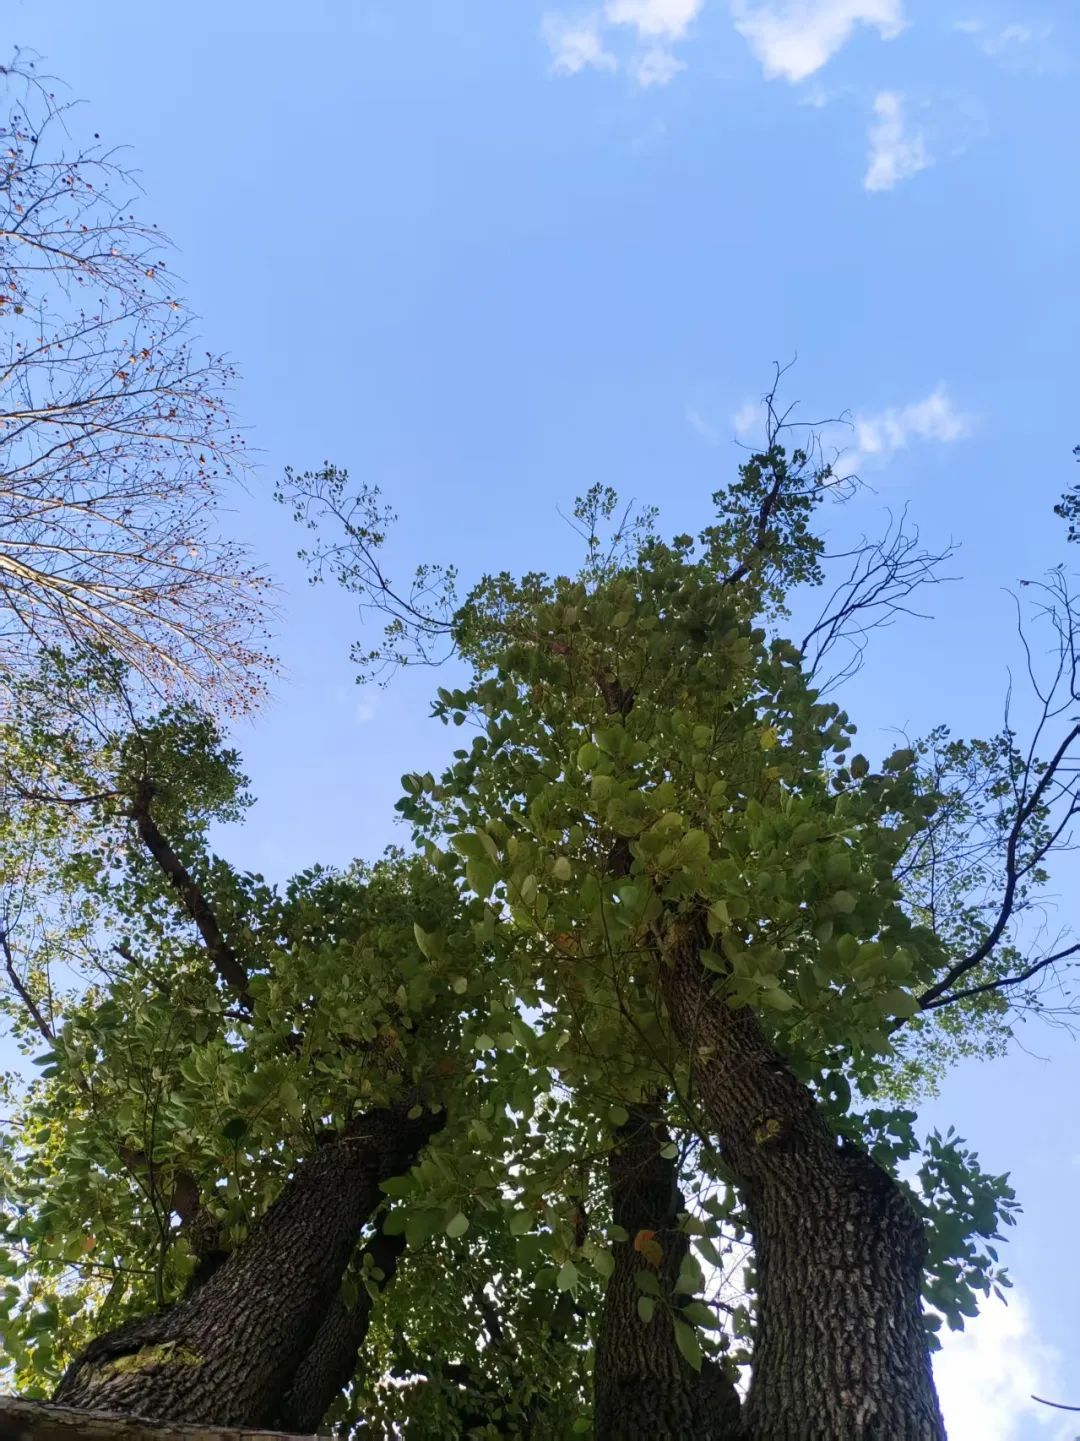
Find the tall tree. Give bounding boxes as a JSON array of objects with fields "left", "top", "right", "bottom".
[
  {"left": 2, "top": 432, "right": 1077, "bottom": 1437},
  {"left": 0, "top": 60, "right": 271, "bottom": 713}
]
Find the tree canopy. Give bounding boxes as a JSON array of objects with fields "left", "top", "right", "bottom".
[{"left": 3, "top": 405, "right": 1078, "bottom": 1437}]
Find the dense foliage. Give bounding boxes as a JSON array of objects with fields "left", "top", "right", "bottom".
[{"left": 4, "top": 429, "right": 1073, "bottom": 1437}]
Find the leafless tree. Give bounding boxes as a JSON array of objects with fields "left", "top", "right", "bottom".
[{"left": 0, "top": 58, "right": 273, "bottom": 713}]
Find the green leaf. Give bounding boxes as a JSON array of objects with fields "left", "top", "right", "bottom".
[
  {"left": 759, "top": 987, "right": 798, "bottom": 1011},
  {"left": 379, "top": 1175, "right": 414, "bottom": 1198},
  {"left": 445, "top": 1212, "right": 469, "bottom": 1238},
  {"left": 592, "top": 1247, "right": 615, "bottom": 1279},
  {"left": 413, "top": 922, "right": 433, "bottom": 958},
  {"left": 679, "top": 1301, "right": 717, "bottom": 1329},
  {"left": 577, "top": 742, "right": 601, "bottom": 770},
  {"left": 509, "top": 1210, "right": 533, "bottom": 1236},
  {"left": 673, "top": 1318, "right": 703, "bottom": 1371},
  {"left": 557, "top": 1261, "right": 579, "bottom": 1292},
  {"left": 637, "top": 1296, "right": 656, "bottom": 1324},
  {"left": 878, "top": 988, "right": 919, "bottom": 1018},
  {"left": 279, "top": 1081, "right": 303, "bottom": 1120},
  {"left": 633, "top": 1269, "right": 661, "bottom": 1296}
]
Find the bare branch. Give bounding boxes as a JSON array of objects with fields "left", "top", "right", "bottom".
[
  {"left": 0, "top": 61, "right": 273, "bottom": 713},
  {"left": 915, "top": 571, "right": 1080, "bottom": 1014},
  {"left": 801, "top": 508, "right": 955, "bottom": 692},
  {"left": 1032, "top": 1394, "right": 1080, "bottom": 1413}
]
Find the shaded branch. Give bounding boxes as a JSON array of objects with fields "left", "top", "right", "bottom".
[
  {"left": 0, "top": 922, "right": 55, "bottom": 1041},
  {"left": 129, "top": 779, "right": 252, "bottom": 1009},
  {"left": 917, "top": 718, "right": 1080, "bottom": 1010},
  {"left": 921, "top": 939, "right": 1080, "bottom": 1013}
]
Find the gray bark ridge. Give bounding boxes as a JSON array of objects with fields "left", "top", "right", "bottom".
[
  {"left": 660, "top": 920, "right": 946, "bottom": 1441},
  {"left": 276, "top": 1222, "right": 405, "bottom": 1433},
  {"left": 53, "top": 1105, "right": 440, "bottom": 1430},
  {"left": 0, "top": 1394, "right": 311, "bottom": 1440},
  {"left": 594, "top": 1101, "right": 741, "bottom": 1441}
]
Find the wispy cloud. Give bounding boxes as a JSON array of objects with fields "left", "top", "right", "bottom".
[
  {"left": 732, "top": 0, "right": 905, "bottom": 83},
  {"left": 723, "top": 385, "right": 971, "bottom": 473},
  {"left": 632, "top": 46, "right": 687, "bottom": 85},
  {"left": 542, "top": 12, "right": 618, "bottom": 74},
  {"left": 954, "top": 17, "right": 1056, "bottom": 68},
  {"left": 606, "top": 0, "right": 705, "bottom": 40},
  {"left": 541, "top": 0, "right": 702, "bottom": 85},
  {"left": 731, "top": 400, "right": 763, "bottom": 438},
  {"left": 864, "top": 91, "right": 931, "bottom": 192},
  {"left": 686, "top": 405, "right": 724, "bottom": 445},
  {"left": 837, "top": 385, "right": 973, "bottom": 474},
  {"left": 936, "top": 1293, "right": 1073, "bottom": 1441}
]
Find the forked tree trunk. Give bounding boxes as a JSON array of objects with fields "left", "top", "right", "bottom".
[
  {"left": 277, "top": 1222, "right": 405, "bottom": 1433},
  {"left": 660, "top": 924, "right": 946, "bottom": 1441},
  {"left": 53, "top": 1106, "right": 439, "bottom": 1431},
  {"left": 594, "top": 1103, "right": 741, "bottom": 1440}
]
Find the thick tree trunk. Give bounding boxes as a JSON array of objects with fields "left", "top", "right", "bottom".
[
  {"left": 276, "top": 1223, "right": 405, "bottom": 1433},
  {"left": 0, "top": 1395, "right": 311, "bottom": 1441},
  {"left": 594, "top": 1103, "right": 741, "bottom": 1440},
  {"left": 53, "top": 1106, "right": 439, "bottom": 1431},
  {"left": 660, "top": 924, "right": 946, "bottom": 1441}
]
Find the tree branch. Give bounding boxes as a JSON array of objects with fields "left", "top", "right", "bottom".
[
  {"left": 0, "top": 923, "right": 55, "bottom": 1042},
  {"left": 129, "top": 779, "right": 252, "bottom": 1009}
]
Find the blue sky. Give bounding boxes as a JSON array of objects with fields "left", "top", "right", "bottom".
[{"left": 10, "top": 2, "right": 1080, "bottom": 1434}]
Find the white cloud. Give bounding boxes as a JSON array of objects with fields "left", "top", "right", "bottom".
[
  {"left": 732, "top": 400, "right": 762, "bottom": 437},
  {"left": 954, "top": 18, "right": 1054, "bottom": 61},
  {"left": 686, "top": 406, "right": 722, "bottom": 445},
  {"left": 935, "top": 1292, "right": 1074, "bottom": 1441},
  {"left": 542, "top": 12, "right": 618, "bottom": 74},
  {"left": 632, "top": 46, "right": 687, "bottom": 84},
  {"left": 864, "top": 90, "right": 931, "bottom": 192},
  {"left": 354, "top": 698, "right": 377, "bottom": 724},
  {"left": 732, "top": 0, "right": 905, "bottom": 83},
  {"left": 837, "top": 385, "right": 973, "bottom": 474},
  {"left": 542, "top": 1, "right": 701, "bottom": 86},
  {"left": 604, "top": 0, "right": 705, "bottom": 39}
]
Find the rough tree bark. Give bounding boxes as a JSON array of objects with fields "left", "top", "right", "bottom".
[
  {"left": 593, "top": 1102, "right": 741, "bottom": 1440},
  {"left": 277, "top": 1221, "right": 405, "bottom": 1433},
  {"left": 0, "top": 1395, "right": 310, "bottom": 1441},
  {"left": 660, "top": 919, "right": 946, "bottom": 1441},
  {"left": 52, "top": 1105, "right": 440, "bottom": 1431}
]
